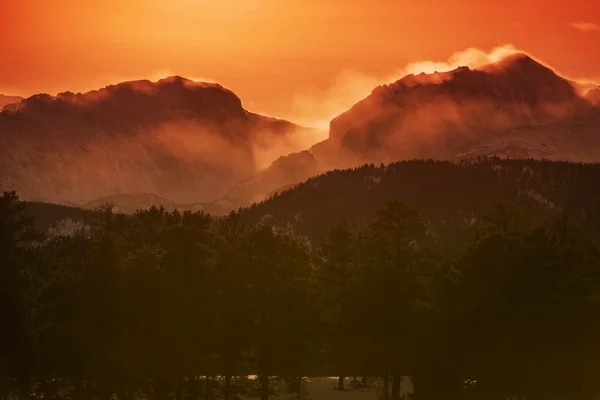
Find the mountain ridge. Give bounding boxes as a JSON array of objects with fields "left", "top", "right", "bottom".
[
  {"left": 3, "top": 54, "right": 600, "bottom": 213},
  {"left": 0, "top": 76, "right": 315, "bottom": 206}
]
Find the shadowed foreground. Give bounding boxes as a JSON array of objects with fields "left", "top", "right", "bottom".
[{"left": 2, "top": 182, "right": 600, "bottom": 400}]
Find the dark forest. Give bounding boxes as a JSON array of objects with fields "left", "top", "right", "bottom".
[{"left": 3, "top": 159, "right": 600, "bottom": 400}]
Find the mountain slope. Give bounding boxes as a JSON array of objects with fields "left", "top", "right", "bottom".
[
  {"left": 0, "top": 77, "right": 314, "bottom": 205},
  {"left": 327, "top": 53, "right": 593, "bottom": 161},
  {"left": 454, "top": 115, "right": 600, "bottom": 161},
  {"left": 214, "top": 150, "right": 321, "bottom": 207}
]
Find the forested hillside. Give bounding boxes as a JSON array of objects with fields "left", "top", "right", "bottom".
[
  {"left": 23, "top": 201, "right": 99, "bottom": 233},
  {"left": 22, "top": 158, "right": 600, "bottom": 258},
  {"left": 242, "top": 158, "right": 600, "bottom": 254}
]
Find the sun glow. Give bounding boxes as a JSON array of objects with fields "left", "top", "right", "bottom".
[
  {"left": 3, "top": 0, "right": 600, "bottom": 122},
  {"left": 148, "top": 0, "right": 270, "bottom": 23}
]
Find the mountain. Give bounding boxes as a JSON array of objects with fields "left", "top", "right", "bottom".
[
  {"left": 328, "top": 53, "right": 594, "bottom": 161},
  {"left": 239, "top": 158, "right": 600, "bottom": 253},
  {"left": 453, "top": 114, "right": 600, "bottom": 161},
  {"left": 225, "top": 54, "right": 600, "bottom": 207},
  {"left": 0, "top": 94, "right": 23, "bottom": 110},
  {"left": 5, "top": 55, "right": 599, "bottom": 212},
  {"left": 0, "top": 76, "right": 314, "bottom": 206}
]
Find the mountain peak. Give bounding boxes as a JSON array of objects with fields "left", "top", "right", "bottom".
[
  {"left": 497, "top": 52, "right": 534, "bottom": 63},
  {"left": 77, "top": 76, "right": 231, "bottom": 103},
  {"left": 327, "top": 51, "right": 589, "bottom": 156},
  {"left": 155, "top": 75, "right": 222, "bottom": 89},
  {"left": 479, "top": 52, "right": 551, "bottom": 74},
  {"left": 12, "top": 75, "right": 246, "bottom": 121},
  {"left": 158, "top": 75, "right": 189, "bottom": 83}
]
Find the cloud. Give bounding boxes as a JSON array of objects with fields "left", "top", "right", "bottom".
[
  {"left": 284, "top": 43, "right": 600, "bottom": 130},
  {"left": 148, "top": 69, "right": 217, "bottom": 84},
  {"left": 570, "top": 22, "right": 600, "bottom": 32},
  {"left": 290, "top": 71, "right": 385, "bottom": 129},
  {"left": 402, "top": 44, "right": 522, "bottom": 75},
  {"left": 287, "top": 44, "right": 525, "bottom": 128}
]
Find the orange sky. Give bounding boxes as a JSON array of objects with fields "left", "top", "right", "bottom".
[{"left": 2, "top": 0, "right": 600, "bottom": 126}]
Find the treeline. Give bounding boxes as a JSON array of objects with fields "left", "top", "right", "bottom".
[
  {"left": 3, "top": 190, "right": 600, "bottom": 400},
  {"left": 243, "top": 158, "right": 600, "bottom": 246}
]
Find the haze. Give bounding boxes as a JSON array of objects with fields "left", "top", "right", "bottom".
[{"left": 3, "top": 0, "right": 600, "bottom": 127}]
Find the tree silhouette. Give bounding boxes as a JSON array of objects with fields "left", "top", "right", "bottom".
[
  {"left": 314, "top": 222, "right": 361, "bottom": 389},
  {"left": 4, "top": 179, "right": 600, "bottom": 400}
]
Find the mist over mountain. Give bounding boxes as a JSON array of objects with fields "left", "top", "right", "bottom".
[
  {"left": 213, "top": 150, "right": 321, "bottom": 207},
  {"left": 0, "top": 77, "right": 315, "bottom": 205},
  {"left": 0, "top": 94, "right": 23, "bottom": 110},
  {"left": 587, "top": 87, "right": 600, "bottom": 106},
  {"left": 2, "top": 54, "right": 600, "bottom": 213},
  {"left": 223, "top": 54, "right": 600, "bottom": 208},
  {"left": 328, "top": 54, "right": 592, "bottom": 159}
]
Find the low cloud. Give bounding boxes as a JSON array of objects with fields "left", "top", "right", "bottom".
[
  {"left": 570, "top": 22, "right": 600, "bottom": 32},
  {"left": 286, "top": 44, "right": 600, "bottom": 129},
  {"left": 288, "top": 44, "right": 525, "bottom": 128},
  {"left": 402, "top": 44, "right": 522, "bottom": 75},
  {"left": 148, "top": 69, "right": 217, "bottom": 84}
]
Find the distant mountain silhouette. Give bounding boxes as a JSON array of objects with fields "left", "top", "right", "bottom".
[
  {"left": 0, "top": 77, "right": 314, "bottom": 205},
  {"left": 4, "top": 56, "right": 600, "bottom": 213},
  {"left": 81, "top": 192, "right": 231, "bottom": 215},
  {"left": 82, "top": 192, "right": 180, "bottom": 214},
  {"left": 0, "top": 94, "right": 23, "bottom": 110},
  {"left": 222, "top": 54, "right": 600, "bottom": 208}
]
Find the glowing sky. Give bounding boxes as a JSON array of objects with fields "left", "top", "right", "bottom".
[{"left": 2, "top": 0, "right": 600, "bottom": 126}]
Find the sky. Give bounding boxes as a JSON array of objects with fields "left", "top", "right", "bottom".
[{"left": 2, "top": 0, "right": 600, "bottom": 126}]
